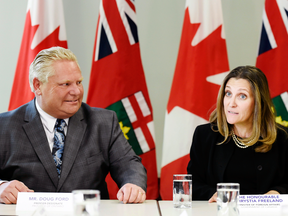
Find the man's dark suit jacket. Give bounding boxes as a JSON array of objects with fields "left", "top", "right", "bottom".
[
  {"left": 0, "top": 99, "right": 147, "bottom": 199},
  {"left": 187, "top": 123, "right": 288, "bottom": 200}
]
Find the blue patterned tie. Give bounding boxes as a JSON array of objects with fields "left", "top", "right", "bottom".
[{"left": 52, "top": 119, "right": 66, "bottom": 178}]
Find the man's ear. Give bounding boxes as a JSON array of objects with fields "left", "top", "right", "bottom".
[{"left": 33, "top": 78, "right": 42, "bottom": 96}]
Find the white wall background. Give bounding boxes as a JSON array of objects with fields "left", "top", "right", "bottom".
[{"left": 0, "top": 0, "right": 265, "bottom": 175}]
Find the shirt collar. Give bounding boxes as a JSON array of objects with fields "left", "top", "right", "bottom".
[{"left": 35, "top": 100, "right": 69, "bottom": 133}]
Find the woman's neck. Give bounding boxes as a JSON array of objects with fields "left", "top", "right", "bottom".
[{"left": 232, "top": 125, "right": 253, "bottom": 138}]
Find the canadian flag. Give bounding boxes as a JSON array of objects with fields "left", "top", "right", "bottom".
[
  {"left": 86, "top": 0, "right": 158, "bottom": 199},
  {"left": 160, "top": 0, "right": 230, "bottom": 200},
  {"left": 256, "top": 0, "right": 288, "bottom": 127},
  {"left": 8, "top": 0, "right": 67, "bottom": 111}
]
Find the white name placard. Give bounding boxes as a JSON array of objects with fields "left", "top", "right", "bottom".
[
  {"left": 16, "top": 192, "right": 73, "bottom": 213},
  {"left": 239, "top": 194, "right": 288, "bottom": 209}
]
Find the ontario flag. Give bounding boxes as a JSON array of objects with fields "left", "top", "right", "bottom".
[
  {"left": 256, "top": 0, "right": 288, "bottom": 127},
  {"left": 86, "top": 0, "right": 158, "bottom": 199},
  {"left": 8, "top": 0, "right": 67, "bottom": 111},
  {"left": 160, "top": 0, "right": 230, "bottom": 200}
]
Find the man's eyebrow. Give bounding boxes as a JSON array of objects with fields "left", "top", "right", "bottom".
[{"left": 60, "top": 77, "right": 83, "bottom": 83}]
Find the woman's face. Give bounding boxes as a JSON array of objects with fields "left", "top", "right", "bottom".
[{"left": 223, "top": 78, "right": 255, "bottom": 129}]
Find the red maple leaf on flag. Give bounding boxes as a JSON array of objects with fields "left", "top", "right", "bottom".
[
  {"left": 9, "top": 10, "right": 67, "bottom": 111},
  {"left": 167, "top": 7, "right": 229, "bottom": 120},
  {"left": 160, "top": 3, "right": 229, "bottom": 200}
]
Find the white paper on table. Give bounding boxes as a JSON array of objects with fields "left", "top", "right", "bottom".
[
  {"left": 238, "top": 194, "right": 288, "bottom": 210},
  {"left": 16, "top": 192, "right": 73, "bottom": 213}
]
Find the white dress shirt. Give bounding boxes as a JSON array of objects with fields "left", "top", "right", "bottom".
[{"left": 35, "top": 100, "right": 69, "bottom": 152}]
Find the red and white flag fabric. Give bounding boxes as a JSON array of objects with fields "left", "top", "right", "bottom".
[
  {"left": 256, "top": 0, "right": 288, "bottom": 126},
  {"left": 86, "top": 0, "right": 158, "bottom": 199},
  {"left": 8, "top": 0, "right": 67, "bottom": 111},
  {"left": 160, "top": 0, "right": 230, "bottom": 200}
]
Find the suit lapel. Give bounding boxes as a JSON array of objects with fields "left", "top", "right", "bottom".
[
  {"left": 23, "top": 100, "right": 59, "bottom": 188},
  {"left": 57, "top": 106, "right": 87, "bottom": 191}
]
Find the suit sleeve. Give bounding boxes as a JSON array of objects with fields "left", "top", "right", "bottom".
[
  {"left": 187, "top": 125, "right": 216, "bottom": 200},
  {"left": 269, "top": 126, "right": 288, "bottom": 194},
  {"left": 107, "top": 112, "right": 147, "bottom": 191}
]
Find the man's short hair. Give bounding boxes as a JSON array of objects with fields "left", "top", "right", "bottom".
[{"left": 29, "top": 47, "right": 80, "bottom": 92}]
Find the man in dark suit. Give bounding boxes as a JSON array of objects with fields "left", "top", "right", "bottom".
[{"left": 0, "top": 47, "right": 147, "bottom": 204}]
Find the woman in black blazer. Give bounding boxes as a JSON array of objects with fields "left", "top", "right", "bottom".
[{"left": 187, "top": 66, "right": 288, "bottom": 201}]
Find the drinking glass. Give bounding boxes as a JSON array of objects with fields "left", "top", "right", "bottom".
[
  {"left": 173, "top": 174, "right": 192, "bottom": 208},
  {"left": 72, "top": 190, "right": 100, "bottom": 216},
  {"left": 217, "top": 183, "right": 239, "bottom": 216}
]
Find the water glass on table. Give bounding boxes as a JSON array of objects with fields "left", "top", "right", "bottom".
[
  {"left": 72, "top": 190, "right": 100, "bottom": 216},
  {"left": 173, "top": 174, "right": 192, "bottom": 208},
  {"left": 217, "top": 183, "right": 239, "bottom": 216}
]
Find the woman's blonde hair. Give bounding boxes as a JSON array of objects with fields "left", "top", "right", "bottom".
[{"left": 209, "top": 65, "right": 277, "bottom": 152}]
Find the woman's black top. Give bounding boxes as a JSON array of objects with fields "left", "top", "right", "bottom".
[{"left": 187, "top": 123, "right": 288, "bottom": 200}]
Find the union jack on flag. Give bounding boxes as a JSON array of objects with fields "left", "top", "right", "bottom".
[
  {"left": 256, "top": 0, "right": 288, "bottom": 127},
  {"left": 94, "top": 0, "right": 138, "bottom": 61}
]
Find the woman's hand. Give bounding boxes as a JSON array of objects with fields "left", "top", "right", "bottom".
[
  {"left": 208, "top": 190, "right": 279, "bottom": 203},
  {"left": 265, "top": 190, "right": 280, "bottom": 195},
  {"left": 208, "top": 192, "right": 217, "bottom": 203}
]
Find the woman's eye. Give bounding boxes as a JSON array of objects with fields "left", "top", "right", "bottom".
[
  {"left": 225, "top": 91, "right": 231, "bottom": 97},
  {"left": 240, "top": 94, "right": 247, "bottom": 99}
]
